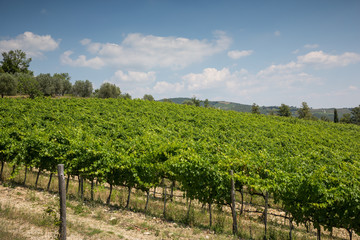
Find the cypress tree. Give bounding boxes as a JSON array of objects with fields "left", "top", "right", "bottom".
[{"left": 334, "top": 109, "right": 339, "bottom": 123}]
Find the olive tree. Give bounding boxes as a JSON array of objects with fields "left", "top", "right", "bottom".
[
  {"left": 36, "top": 73, "right": 55, "bottom": 96},
  {"left": 0, "top": 73, "right": 17, "bottom": 98},
  {"left": 15, "top": 73, "right": 41, "bottom": 98},
  {"left": 143, "top": 94, "right": 154, "bottom": 101},
  {"left": 251, "top": 103, "right": 260, "bottom": 114},
  {"left": 53, "top": 73, "right": 72, "bottom": 95},
  {"left": 297, "top": 102, "right": 312, "bottom": 119},
  {"left": 97, "top": 83, "right": 121, "bottom": 98},
  {"left": 278, "top": 103, "right": 292, "bottom": 117},
  {"left": 72, "top": 80, "right": 93, "bottom": 97},
  {"left": 351, "top": 105, "right": 360, "bottom": 125}
]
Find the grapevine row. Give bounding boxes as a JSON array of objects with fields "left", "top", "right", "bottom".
[{"left": 0, "top": 98, "right": 359, "bottom": 236}]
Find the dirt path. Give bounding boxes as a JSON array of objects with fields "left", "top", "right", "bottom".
[{"left": 0, "top": 185, "right": 228, "bottom": 240}]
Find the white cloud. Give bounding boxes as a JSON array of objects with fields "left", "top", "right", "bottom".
[
  {"left": 80, "top": 38, "right": 91, "bottom": 46},
  {"left": 298, "top": 51, "right": 360, "bottom": 68},
  {"left": 112, "top": 70, "right": 156, "bottom": 83},
  {"left": 127, "top": 49, "right": 360, "bottom": 106},
  {"left": 304, "top": 44, "right": 319, "bottom": 49},
  {"left": 121, "top": 49, "right": 360, "bottom": 104},
  {"left": 256, "top": 59, "right": 323, "bottom": 90},
  {"left": 60, "top": 50, "right": 105, "bottom": 69},
  {"left": 184, "top": 68, "right": 232, "bottom": 91},
  {"left": 181, "top": 61, "right": 321, "bottom": 100},
  {"left": 258, "top": 51, "right": 360, "bottom": 79},
  {"left": 349, "top": 85, "right": 358, "bottom": 91},
  {"left": 257, "top": 61, "right": 303, "bottom": 77},
  {"left": 0, "top": 32, "right": 60, "bottom": 58},
  {"left": 274, "top": 30, "right": 281, "bottom": 36},
  {"left": 153, "top": 81, "right": 184, "bottom": 94},
  {"left": 227, "top": 50, "right": 253, "bottom": 60},
  {"left": 62, "top": 31, "right": 232, "bottom": 70},
  {"left": 182, "top": 67, "right": 263, "bottom": 97}
]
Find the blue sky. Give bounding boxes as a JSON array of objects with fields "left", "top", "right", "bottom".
[{"left": 1, "top": 0, "right": 360, "bottom": 108}]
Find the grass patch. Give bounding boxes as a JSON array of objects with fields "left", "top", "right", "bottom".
[
  {"left": 87, "top": 227, "right": 103, "bottom": 236},
  {"left": 0, "top": 202, "right": 57, "bottom": 230},
  {"left": 26, "top": 191, "right": 39, "bottom": 202},
  {"left": 126, "top": 226, "right": 135, "bottom": 231},
  {"left": 0, "top": 227, "right": 24, "bottom": 240},
  {"left": 139, "top": 221, "right": 158, "bottom": 232},
  {"left": 66, "top": 201, "right": 90, "bottom": 216},
  {"left": 94, "top": 209, "right": 105, "bottom": 220}
]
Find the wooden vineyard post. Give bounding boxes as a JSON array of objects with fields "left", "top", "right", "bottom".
[
  {"left": 264, "top": 191, "right": 269, "bottom": 240},
  {"left": 230, "top": 170, "right": 238, "bottom": 235},
  {"left": 163, "top": 182, "right": 167, "bottom": 218},
  {"left": 57, "top": 164, "right": 66, "bottom": 240}
]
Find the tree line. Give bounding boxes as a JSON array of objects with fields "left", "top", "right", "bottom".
[
  {"left": 251, "top": 102, "right": 360, "bottom": 125},
  {"left": 0, "top": 49, "right": 155, "bottom": 100}
]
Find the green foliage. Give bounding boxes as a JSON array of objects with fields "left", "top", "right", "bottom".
[
  {"left": 0, "top": 50, "right": 32, "bottom": 75},
  {"left": 143, "top": 94, "right": 154, "bottom": 101},
  {"left": 182, "top": 99, "right": 194, "bottom": 105},
  {"left": 97, "top": 83, "right": 121, "bottom": 98},
  {"left": 204, "top": 99, "right": 209, "bottom": 108},
  {"left": 120, "top": 93, "right": 132, "bottom": 100},
  {"left": 191, "top": 96, "right": 201, "bottom": 107},
  {"left": 297, "top": 102, "right": 312, "bottom": 119},
  {"left": 320, "top": 115, "right": 330, "bottom": 122},
  {"left": 15, "top": 73, "right": 41, "bottom": 98},
  {"left": 23, "top": 72, "right": 73, "bottom": 97},
  {"left": 0, "top": 98, "right": 359, "bottom": 235},
  {"left": 251, "top": 103, "right": 260, "bottom": 114},
  {"left": 334, "top": 109, "right": 339, "bottom": 123},
  {"left": 278, "top": 104, "right": 291, "bottom": 117},
  {"left": 0, "top": 73, "right": 17, "bottom": 98},
  {"left": 71, "top": 80, "right": 93, "bottom": 97},
  {"left": 340, "top": 113, "right": 352, "bottom": 123},
  {"left": 162, "top": 98, "right": 172, "bottom": 103},
  {"left": 36, "top": 73, "right": 55, "bottom": 96},
  {"left": 53, "top": 73, "right": 72, "bottom": 95},
  {"left": 351, "top": 105, "right": 360, "bottom": 125}
]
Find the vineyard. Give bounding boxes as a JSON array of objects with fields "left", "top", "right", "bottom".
[{"left": 0, "top": 98, "right": 360, "bottom": 239}]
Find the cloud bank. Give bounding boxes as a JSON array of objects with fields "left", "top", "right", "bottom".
[
  {"left": 61, "top": 31, "right": 232, "bottom": 69},
  {"left": 0, "top": 32, "right": 60, "bottom": 58},
  {"left": 139, "top": 50, "right": 359, "bottom": 103},
  {"left": 297, "top": 51, "right": 360, "bottom": 68}
]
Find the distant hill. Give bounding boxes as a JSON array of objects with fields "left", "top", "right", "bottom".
[{"left": 159, "top": 97, "right": 352, "bottom": 120}]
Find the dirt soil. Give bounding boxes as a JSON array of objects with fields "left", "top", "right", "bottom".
[{"left": 0, "top": 184, "right": 231, "bottom": 240}]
